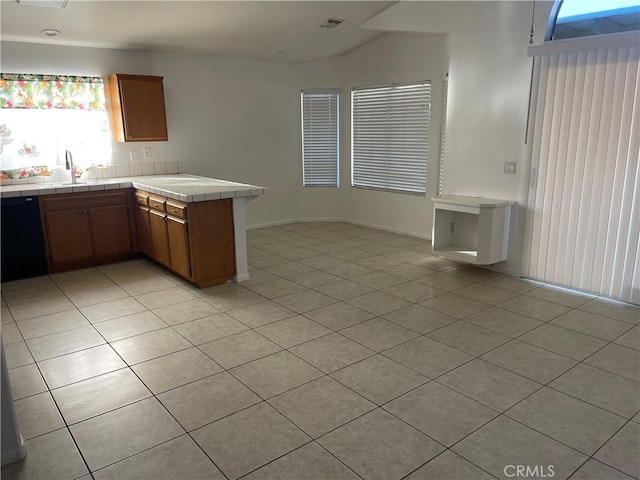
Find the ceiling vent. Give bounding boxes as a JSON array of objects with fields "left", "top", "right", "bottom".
[
  {"left": 320, "top": 18, "right": 345, "bottom": 29},
  {"left": 14, "top": 0, "right": 68, "bottom": 8}
]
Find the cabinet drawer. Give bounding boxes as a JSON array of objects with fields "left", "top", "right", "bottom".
[
  {"left": 148, "top": 196, "right": 166, "bottom": 212},
  {"left": 41, "top": 191, "right": 129, "bottom": 212},
  {"left": 134, "top": 191, "right": 149, "bottom": 206},
  {"left": 166, "top": 201, "right": 187, "bottom": 220}
]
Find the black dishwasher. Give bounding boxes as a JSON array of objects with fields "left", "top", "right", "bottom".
[{"left": 1, "top": 196, "right": 48, "bottom": 282}]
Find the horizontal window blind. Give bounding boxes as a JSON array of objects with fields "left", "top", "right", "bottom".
[
  {"left": 301, "top": 90, "right": 339, "bottom": 187},
  {"left": 524, "top": 45, "right": 639, "bottom": 304},
  {"left": 437, "top": 78, "right": 448, "bottom": 196},
  {"left": 351, "top": 82, "right": 431, "bottom": 195}
]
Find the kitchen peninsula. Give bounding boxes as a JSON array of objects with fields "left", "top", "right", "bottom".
[{"left": 1, "top": 174, "right": 266, "bottom": 287}]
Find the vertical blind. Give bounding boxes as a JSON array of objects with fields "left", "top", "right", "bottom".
[
  {"left": 351, "top": 82, "right": 431, "bottom": 195},
  {"left": 524, "top": 45, "right": 640, "bottom": 304},
  {"left": 301, "top": 90, "right": 339, "bottom": 187}
]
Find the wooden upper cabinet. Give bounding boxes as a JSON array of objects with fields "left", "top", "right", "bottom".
[{"left": 108, "top": 74, "right": 168, "bottom": 142}]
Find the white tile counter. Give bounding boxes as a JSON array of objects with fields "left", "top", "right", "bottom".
[
  {"left": 0, "top": 173, "right": 267, "bottom": 201},
  {"left": 0, "top": 174, "right": 267, "bottom": 283}
]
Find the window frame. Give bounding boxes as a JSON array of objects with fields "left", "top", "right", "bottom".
[
  {"left": 0, "top": 73, "right": 111, "bottom": 176},
  {"left": 300, "top": 89, "right": 340, "bottom": 188},
  {"left": 350, "top": 81, "right": 431, "bottom": 196},
  {"left": 547, "top": 0, "right": 640, "bottom": 41}
]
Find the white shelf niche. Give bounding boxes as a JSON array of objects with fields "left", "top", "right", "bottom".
[{"left": 431, "top": 195, "right": 515, "bottom": 265}]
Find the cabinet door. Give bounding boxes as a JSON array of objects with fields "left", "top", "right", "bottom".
[
  {"left": 44, "top": 210, "right": 93, "bottom": 264},
  {"left": 135, "top": 206, "right": 154, "bottom": 257},
  {"left": 187, "top": 199, "right": 235, "bottom": 285},
  {"left": 149, "top": 210, "right": 170, "bottom": 268},
  {"left": 91, "top": 205, "right": 133, "bottom": 258},
  {"left": 167, "top": 216, "right": 190, "bottom": 279},
  {"left": 109, "top": 74, "right": 168, "bottom": 142}
]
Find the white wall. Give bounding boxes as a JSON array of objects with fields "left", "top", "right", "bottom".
[
  {"left": 2, "top": 1, "right": 552, "bottom": 274},
  {"left": 294, "top": 32, "right": 447, "bottom": 237},
  {"left": 2, "top": 33, "right": 448, "bottom": 235},
  {"left": 0, "top": 41, "right": 298, "bottom": 226},
  {"left": 340, "top": 33, "right": 446, "bottom": 237},
  {"left": 149, "top": 52, "right": 299, "bottom": 226},
  {"left": 360, "top": 1, "right": 556, "bottom": 274},
  {"left": 292, "top": 55, "right": 347, "bottom": 222}
]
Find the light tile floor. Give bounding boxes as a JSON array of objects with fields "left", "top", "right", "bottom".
[{"left": 1, "top": 221, "right": 639, "bottom": 480}]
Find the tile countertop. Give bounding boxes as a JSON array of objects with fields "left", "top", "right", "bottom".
[{"left": 0, "top": 174, "right": 267, "bottom": 202}]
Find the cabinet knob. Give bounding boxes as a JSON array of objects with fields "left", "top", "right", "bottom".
[
  {"left": 83, "top": 210, "right": 88, "bottom": 215},
  {"left": 91, "top": 209, "right": 95, "bottom": 214},
  {"left": 171, "top": 209, "right": 178, "bottom": 213}
]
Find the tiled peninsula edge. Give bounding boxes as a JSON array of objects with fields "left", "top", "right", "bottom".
[{"left": 0, "top": 174, "right": 267, "bottom": 284}]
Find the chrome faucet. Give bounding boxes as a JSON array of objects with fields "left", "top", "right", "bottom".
[{"left": 65, "top": 150, "right": 77, "bottom": 184}]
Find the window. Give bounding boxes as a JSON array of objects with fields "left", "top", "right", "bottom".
[
  {"left": 551, "top": 0, "right": 640, "bottom": 40},
  {"left": 0, "top": 73, "right": 111, "bottom": 179},
  {"left": 301, "top": 89, "right": 339, "bottom": 187},
  {"left": 351, "top": 82, "right": 431, "bottom": 195}
]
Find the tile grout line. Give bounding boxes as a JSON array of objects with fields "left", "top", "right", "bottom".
[{"left": 2, "top": 223, "right": 638, "bottom": 479}]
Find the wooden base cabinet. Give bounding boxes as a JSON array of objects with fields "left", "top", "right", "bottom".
[
  {"left": 40, "top": 191, "right": 136, "bottom": 271},
  {"left": 166, "top": 216, "right": 190, "bottom": 279},
  {"left": 134, "top": 190, "right": 235, "bottom": 287},
  {"left": 148, "top": 209, "right": 171, "bottom": 268},
  {"left": 134, "top": 205, "right": 154, "bottom": 258},
  {"left": 43, "top": 209, "right": 93, "bottom": 264}
]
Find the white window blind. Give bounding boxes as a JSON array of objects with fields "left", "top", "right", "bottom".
[
  {"left": 437, "top": 77, "right": 448, "bottom": 196},
  {"left": 301, "top": 90, "right": 339, "bottom": 187},
  {"left": 524, "top": 45, "right": 640, "bottom": 304},
  {"left": 351, "top": 82, "right": 431, "bottom": 195}
]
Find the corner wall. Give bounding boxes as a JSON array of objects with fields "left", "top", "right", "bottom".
[
  {"left": 294, "top": 32, "right": 447, "bottom": 238},
  {"left": 359, "top": 1, "right": 556, "bottom": 274}
]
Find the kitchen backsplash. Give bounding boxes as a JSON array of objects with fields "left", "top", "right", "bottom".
[{"left": 0, "top": 161, "right": 183, "bottom": 186}]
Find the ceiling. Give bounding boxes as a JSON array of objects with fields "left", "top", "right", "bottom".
[{"left": 0, "top": 0, "right": 397, "bottom": 63}]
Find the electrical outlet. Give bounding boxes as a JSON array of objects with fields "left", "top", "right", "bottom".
[
  {"left": 129, "top": 150, "right": 139, "bottom": 162},
  {"left": 143, "top": 147, "right": 151, "bottom": 160},
  {"left": 504, "top": 161, "right": 517, "bottom": 174}
]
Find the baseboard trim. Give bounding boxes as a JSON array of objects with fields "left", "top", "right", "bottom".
[
  {"left": 247, "top": 217, "right": 431, "bottom": 241},
  {"left": 235, "top": 273, "right": 251, "bottom": 282},
  {"left": 2, "top": 441, "right": 26, "bottom": 467}
]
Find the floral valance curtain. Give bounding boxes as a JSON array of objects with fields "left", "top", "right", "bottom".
[
  {"left": 0, "top": 73, "right": 105, "bottom": 111},
  {"left": 0, "top": 73, "right": 111, "bottom": 177}
]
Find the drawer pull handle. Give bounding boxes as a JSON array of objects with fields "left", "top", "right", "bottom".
[{"left": 171, "top": 209, "right": 178, "bottom": 213}]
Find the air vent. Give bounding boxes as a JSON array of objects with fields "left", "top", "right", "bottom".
[{"left": 320, "top": 18, "right": 345, "bottom": 29}]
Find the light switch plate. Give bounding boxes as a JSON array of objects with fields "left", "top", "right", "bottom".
[
  {"left": 504, "top": 162, "right": 516, "bottom": 174},
  {"left": 129, "top": 150, "right": 139, "bottom": 162}
]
